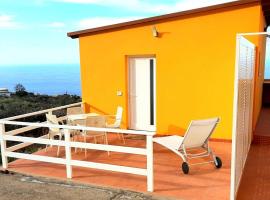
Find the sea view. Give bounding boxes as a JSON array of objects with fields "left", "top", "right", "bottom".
[
  {"left": 265, "top": 43, "right": 270, "bottom": 79},
  {"left": 0, "top": 64, "right": 81, "bottom": 96},
  {"left": 0, "top": 60, "right": 269, "bottom": 97}
]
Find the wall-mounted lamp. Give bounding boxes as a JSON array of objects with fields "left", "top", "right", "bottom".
[{"left": 152, "top": 26, "right": 159, "bottom": 37}]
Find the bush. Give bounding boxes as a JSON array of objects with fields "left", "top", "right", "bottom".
[{"left": 14, "top": 83, "right": 28, "bottom": 96}]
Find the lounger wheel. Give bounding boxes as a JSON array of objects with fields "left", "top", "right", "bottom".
[
  {"left": 214, "top": 156, "right": 222, "bottom": 169},
  {"left": 182, "top": 162, "right": 189, "bottom": 174}
]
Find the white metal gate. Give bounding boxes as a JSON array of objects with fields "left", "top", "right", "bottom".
[{"left": 231, "top": 36, "right": 256, "bottom": 199}]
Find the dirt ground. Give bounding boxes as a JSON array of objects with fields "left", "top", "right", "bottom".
[{"left": 0, "top": 171, "right": 175, "bottom": 200}]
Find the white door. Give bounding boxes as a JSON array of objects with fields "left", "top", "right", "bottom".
[{"left": 129, "top": 57, "right": 156, "bottom": 131}]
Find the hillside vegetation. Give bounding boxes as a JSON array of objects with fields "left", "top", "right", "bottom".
[
  {"left": 0, "top": 85, "right": 81, "bottom": 165},
  {"left": 0, "top": 93, "right": 81, "bottom": 119}
]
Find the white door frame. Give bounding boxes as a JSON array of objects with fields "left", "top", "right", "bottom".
[{"left": 128, "top": 56, "right": 156, "bottom": 131}]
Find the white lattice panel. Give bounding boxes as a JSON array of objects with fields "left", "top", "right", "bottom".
[{"left": 234, "top": 36, "right": 255, "bottom": 196}]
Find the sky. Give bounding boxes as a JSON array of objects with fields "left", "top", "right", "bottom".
[{"left": 0, "top": 0, "right": 238, "bottom": 65}]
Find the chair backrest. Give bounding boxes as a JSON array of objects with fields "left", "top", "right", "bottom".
[
  {"left": 67, "top": 106, "right": 83, "bottom": 115},
  {"left": 85, "top": 116, "right": 106, "bottom": 135},
  {"left": 181, "top": 117, "right": 220, "bottom": 148},
  {"left": 46, "top": 114, "right": 60, "bottom": 133},
  {"left": 73, "top": 119, "right": 86, "bottom": 126},
  {"left": 114, "top": 106, "right": 123, "bottom": 127}
]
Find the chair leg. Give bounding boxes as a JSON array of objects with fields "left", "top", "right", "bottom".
[
  {"left": 81, "top": 132, "right": 85, "bottom": 152},
  {"left": 50, "top": 133, "right": 53, "bottom": 147},
  {"left": 84, "top": 134, "right": 87, "bottom": 158},
  {"left": 75, "top": 134, "right": 78, "bottom": 153},
  {"left": 45, "top": 132, "right": 50, "bottom": 152},
  {"left": 70, "top": 133, "right": 73, "bottom": 152},
  {"left": 75, "top": 134, "right": 80, "bottom": 153},
  {"left": 81, "top": 137, "right": 83, "bottom": 151},
  {"left": 104, "top": 133, "right": 110, "bottom": 156},
  {"left": 57, "top": 134, "right": 62, "bottom": 157},
  {"left": 121, "top": 133, "right": 125, "bottom": 144},
  {"left": 57, "top": 145, "right": 60, "bottom": 157}
]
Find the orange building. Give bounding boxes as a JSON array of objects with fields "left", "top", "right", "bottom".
[{"left": 68, "top": 0, "right": 269, "bottom": 140}]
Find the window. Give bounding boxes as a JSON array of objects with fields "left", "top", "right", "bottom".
[{"left": 264, "top": 29, "right": 270, "bottom": 80}]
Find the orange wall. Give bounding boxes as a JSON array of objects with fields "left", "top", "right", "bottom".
[
  {"left": 78, "top": 3, "right": 264, "bottom": 140},
  {"left": 250, "top": 7, "right": 267, "bottom": 132}
]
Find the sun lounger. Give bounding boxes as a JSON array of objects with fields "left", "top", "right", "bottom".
[{"left": 153, "top": 117, "right": 222, "bottom": 174}]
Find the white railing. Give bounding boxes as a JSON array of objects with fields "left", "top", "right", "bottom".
[
  {"left": 0, "top": 102, "right": 82, "bottom": 139},
  {"left": 0, "top": 103, "right": 155, "bottom": 192},
  {"left": 2, "top": 102, "right": 82, "bottom": 121}
]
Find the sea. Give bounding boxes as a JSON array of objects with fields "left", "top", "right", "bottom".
[
  {"left": 266, "top": 50, "right": 270, "bottom": 79},
  {"left": 1, "top": 61, "right": 270, "bottom": 96},
  {"left": 0, "top": 64, "right": 81, "bottom": 96},
  {"left": 265, "top": 39, "right": 270, "bottom": 79}
]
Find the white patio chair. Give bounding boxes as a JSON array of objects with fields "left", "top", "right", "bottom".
[
  {"left": 76, "top": 116, "right": 109, "bottom": 157},
  {"left": 153, "top": 117, "right": 222, "bottom": 174},
  {"left": 67, "top": 106, "right": 83, "bottom": 115},
  {"left": 105, "top": 106, "right": 125, "bottom": 144},
  {"left": 67, "top": 106, "right": 84, "bottom": 140},
  {"left": 45, "top": 113, "right": 64, "bottom": 157}
]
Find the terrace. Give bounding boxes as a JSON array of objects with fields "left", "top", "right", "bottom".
[{"left": 0, "top": 102, "right": 231, "bottom": 200}]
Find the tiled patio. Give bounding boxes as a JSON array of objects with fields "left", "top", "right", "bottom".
[
  {"left": 237, "top": 107, "right": 270, "bottom": 199},
  {"left": 8, "top": 135, "right": 231, "bottom": 200},
  {"left": 237, "top": 144, "right": 270, "bottom": 200},
  {"left": 253, "top": 107, "right": 270, "bottom": 144}
]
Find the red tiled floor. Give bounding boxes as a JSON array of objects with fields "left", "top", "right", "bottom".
[
  {"left": 237, "top": 107, "right": 270, "bottom": 199},
  {"left": 237, "top": 145, "right": 270, "bottom": 200},
  {"left": 253, "top": 108, "right": 270, "bottom": 137},
  {"left": 8, "top": 135, "right": 231, "bottom": 200}
]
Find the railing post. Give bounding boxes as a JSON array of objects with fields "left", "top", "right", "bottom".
[
  {"left": 146, "top": 135, "right": 154, "bottom": 192},
  {"left": 64, "top": 129, "right": 72, "bottom": 178},
  {"left": 0, "top": 123, "right": 8, "bottom": 169}
]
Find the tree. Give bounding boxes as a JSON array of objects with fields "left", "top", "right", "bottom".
[{"left": 14, "top": 83, "right": 28, "bottom": 96}]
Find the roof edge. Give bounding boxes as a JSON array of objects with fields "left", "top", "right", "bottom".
[{"left": 67, "top": 0, "right": 260, "bottom": 39}]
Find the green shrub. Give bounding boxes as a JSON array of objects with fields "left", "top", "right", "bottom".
[
  {"left": 14, "top": 83, "right": 28, "bottom": 97},
  {"left": 0, "top": 93, "right": 81, "bottom": 165}
]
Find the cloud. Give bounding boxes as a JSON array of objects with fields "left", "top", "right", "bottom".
[
  {"left": 56, "top": 0, "right": 236, "bottom": 13},
  {"left": 48, "top": 22, "right": 65, "bottom": 28},
  {"left": 172, "top": 0, "right": 237, "bottom": 12},
  {"left": 75, "top": 0, "right": 236, "bottom": 29},
  {"left": 0, "top": 15, "right": 20, "bottom": 29},
  {"left": 55, "top": 0, "right": 169, "bottom": 13},
  {"left": 78, "top": 17, "right": 142, "bottom": 29},
  {"left": 56, "top": 0, "right": 138, "bottom": 7}
]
